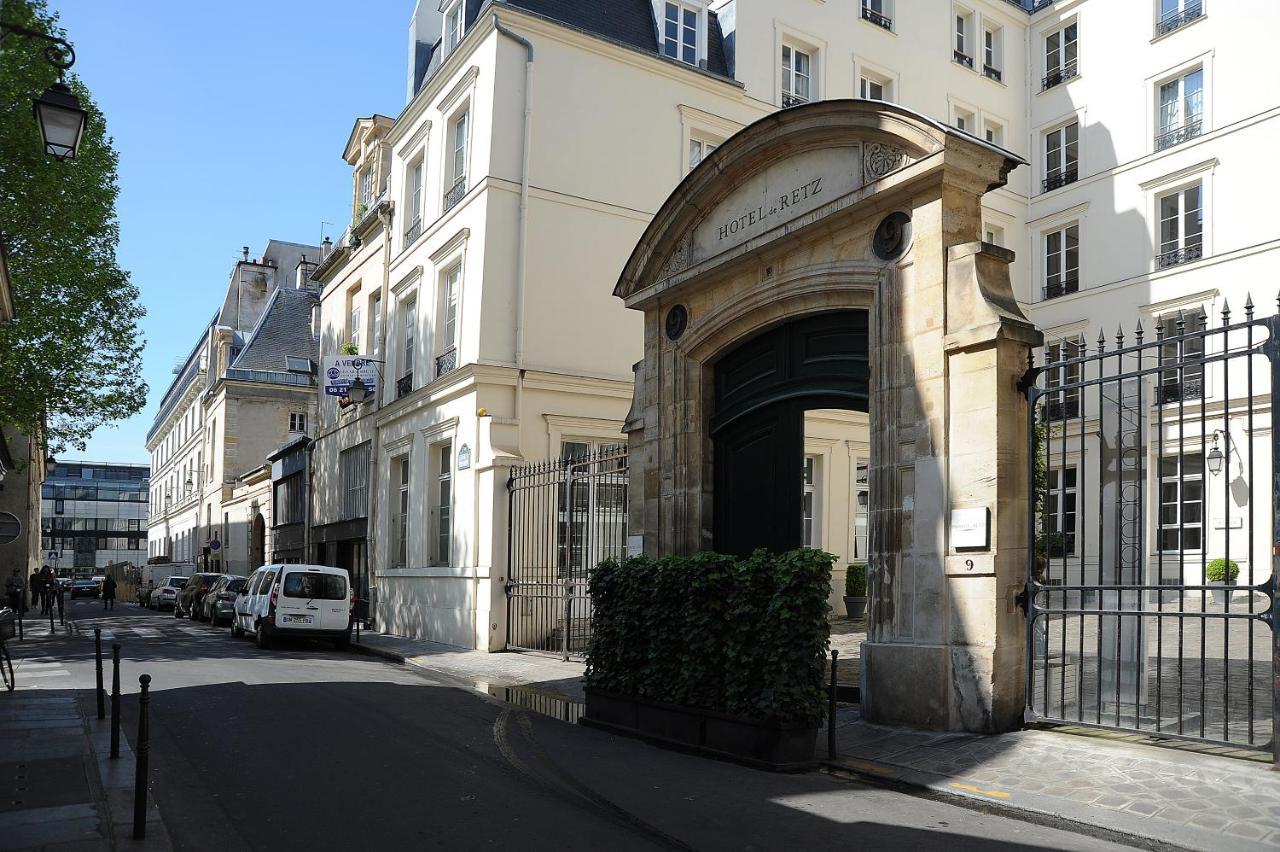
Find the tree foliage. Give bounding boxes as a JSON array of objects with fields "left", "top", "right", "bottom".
[{"left": 0, "top": 0, "right": 146, "bottom": 452}]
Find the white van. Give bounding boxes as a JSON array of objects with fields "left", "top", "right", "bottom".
[{"left": 232, "top": 564, "right": 352, "bottom": 650}]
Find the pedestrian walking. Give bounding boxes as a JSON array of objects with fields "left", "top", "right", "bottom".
[
  {"left": 39, "top": 567, "right": 53, "bottom": 615},
  {"left": 102, "top": 574, "right": 117, "bottom": 610},
  {"left": 28, "top": 570, "right": 40, "bottom": 612},
  {"left": 5, "top": 569, "right": 22, "bottom": 612}
]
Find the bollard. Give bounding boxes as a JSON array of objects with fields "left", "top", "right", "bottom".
[
  {"left": 132, "top": 673, "right": 151, "bottom": 840},
  {"left": 109, "top": 644, "right": 121, "bottom": 759},
  {"left": 95, "top": 628, "right": 105, "bottom": 719},
  {"left": 828, "top": 649, "right": 839, "bottom": 760},
  {"left": 17, "top": 598, "right": 22, "bottom": 642},
  {"left": 48, "top": 600, "right": 53, "bottom": 633}
]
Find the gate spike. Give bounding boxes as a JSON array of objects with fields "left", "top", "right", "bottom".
[
  {"left": 1134, "top": 319, "right": 1144, "bottom": 345},
  {"left": 1198, "top": 307, "right": 1209, "bottom": 330},
  {"left": 1156, "top": 319, "right": 1166, "bottom": 341},
  {"left": 1097, "top": 327, "right": 1106, "bottom": 353},
  {"left": 1245, "top": 294, "right": 1255, "bottom": 320},
  {"left": 1116, "top": 324, "right": 1125, "bottom": 347},
  {"left": 1175, "top": 312, "right": 1187, "bottom": 333},
  {"left": 1221, "top": 299, "right": 1231, "bottom": 323}
]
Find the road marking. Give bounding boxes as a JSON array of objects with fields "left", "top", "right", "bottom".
[
  {"left": 179, "top": 627, "right": 205, "bottom": 636},
  {"left": 131, "top": 628, "right": 162, "bottom": 639},
  {"left": 20, "top": 661, "right": 64, "bottom": 670},
  {"left": 21, "top": 670, "right": 71, "bottom": 679},
  {"left": 99, "top": 630, "right": 116, "bottom": 640},
  {"left": 948, "top": 782, "right": 1011, "bottom": 800}
]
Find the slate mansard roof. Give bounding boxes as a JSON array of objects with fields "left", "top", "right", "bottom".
[{"left": 228, "top": 287, "right": 319, "bottom": 381}]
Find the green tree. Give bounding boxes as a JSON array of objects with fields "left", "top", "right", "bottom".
[{"left": 0, "top": 0, "right": 146, "bottom": 452}]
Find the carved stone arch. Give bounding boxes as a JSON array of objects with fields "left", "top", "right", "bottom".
[{"left": 615, "top": 99, "right": 1044, "bottom": 736}]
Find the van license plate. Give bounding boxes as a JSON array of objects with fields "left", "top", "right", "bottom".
[{"left": 283, "top": 614, "right": 313, "bottom": 624}]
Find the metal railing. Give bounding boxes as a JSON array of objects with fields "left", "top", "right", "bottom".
[
  {"left": 1023, "top": 300, "right": 1278, "bottom": 760},
  {"left": 223, "top": 367, "right": 313, "bottom": 387},
  {"left": 1042, "top": 277, "right": 1080, "bottom": 300},
  {"left": 443, "top": 178, "right": 466, "bottom": 213},
  {"left": 1042, "top": 168, "right": 1078, "bottom": 193},
  {"left": 434, "top": 348, "right": 457, "bottom": 379},
  {"left": 1042, "top": 63, "right": 1078, "bottom": 91},
  {"left": 507, "top": 446, "right": 628, "bottom": 660},
  {"left": 1155, "top": 118, "right": 1202, "bottom": 152},
  {"left": 953, "top": 50, "right": 974, "bottom": 69},
  {"left": 1157, "top": 244, "right": 1203, "bottom": 270},
  {"left": 403, "top": 217, "right": 423, "bottom": 246},
  {"left": 396, "top": 373, "right": 413, "bottom": 399},
  {"left": 861, "top": 7, "right": 892, "bottom": 30},
  {"left": 1157, "top": 3, "right": 1203, "bottom": 36},
  {"left": 983, "top": 64, "right": 1003, "bottom": 82},
  {"left": 782, "top": 93, "right": 808, "bottom": 108}
]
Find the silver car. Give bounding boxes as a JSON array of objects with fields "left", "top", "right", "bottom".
[{"left": 152, "top": 576, "right": 188, "bottom": 611}]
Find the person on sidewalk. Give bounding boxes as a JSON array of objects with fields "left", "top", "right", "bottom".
[
  {"left": 28, "top": 569, "right": 40, "bottom": 612},
  {"left": 39, "top": 567, "right": 54, "bottom": 615},
  {"left": 101, "top": 574, "right": 116, "bottom": 610},
  {"left": 6, "top": 568, "right": 23, "bottom": 612},
  {"left": 49, "top": 574, "right": 65, "bottom": 623}
]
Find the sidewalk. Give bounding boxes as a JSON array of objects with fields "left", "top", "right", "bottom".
[
  {"left": 0, "top": 623, "right": 169, "bottom": 851},
  {"left": 823, "top": 708, "right": 1280, "bottom": 851}
]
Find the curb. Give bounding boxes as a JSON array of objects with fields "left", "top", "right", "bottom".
[{"left": 821, "top": 754, "right": 1234, "bottom": 852}]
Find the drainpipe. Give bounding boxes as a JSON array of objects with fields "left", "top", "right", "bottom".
[
  {"left": 493, "top": 14, "right": 534, "bottom": 432},
  {"left": 367, "top": 204, "right": 394, "bottom": 624},
  {"left": 303, "top": 439, "right": 314, "bottom": 564}
]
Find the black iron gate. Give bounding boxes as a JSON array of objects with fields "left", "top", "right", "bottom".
[
  {"left": 1024, "top": 300, "right": 1278, "bottom": 760},
  {"left": 506, "top": 446, "right": 628, "bottom": 660}
]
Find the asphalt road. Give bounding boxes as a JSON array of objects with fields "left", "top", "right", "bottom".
[{"left": 9, "top": 599, "right": 1140, "bottom": 852}]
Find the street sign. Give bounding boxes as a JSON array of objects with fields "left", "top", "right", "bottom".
[
  {"left": 322, "top": 356, "right": 381, "bottom": 397},
  {"left": 208, "top": 538, "right": 221, "bottom": 552}
]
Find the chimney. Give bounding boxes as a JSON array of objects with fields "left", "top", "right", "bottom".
[
  {"left": 242, "top": 246, "right": 250, "bottom": 262},
  {"left": 320, "top": 236, "right": 332, "bottom": 260},
  {"left": 296, "top": 256, "right": 317, "bottom": 290}
]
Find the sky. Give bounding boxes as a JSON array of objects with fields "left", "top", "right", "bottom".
[{"left": 46, "top": 0, "right": 412, "bottom": 464}]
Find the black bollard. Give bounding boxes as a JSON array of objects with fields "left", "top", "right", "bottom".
[
  {"left": 132, "top": 673, "right": 151, "bottom": 840},
  {"left": 95, "top": 628, "right": 105, "bottom": 719},
  {"left": 828, "top": 649, "right": 839, "bottom": 760},
  {"left": 109, "top": 644, "right": 121, "bottom": 759},
  {"left": 17, "top": 597, "right": 22, "bottom": 642},
  {"left": 48, "top": 599, "right": 53, "bottom": 633}
]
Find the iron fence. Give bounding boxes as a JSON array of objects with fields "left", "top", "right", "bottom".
[
  {"left": 1023, "top": 299, "right": 1278, "bottom": 760},
  {"left": 506, "top": 445, "right": 628, "bottom": 660}
]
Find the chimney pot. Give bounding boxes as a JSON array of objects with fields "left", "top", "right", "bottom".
[{"left": 242, "top": 246, "right": 250, "bottom": 262}]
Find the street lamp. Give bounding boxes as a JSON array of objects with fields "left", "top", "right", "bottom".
[
  {"left": 0, "top": 21, "right": 87, "bottom": 161},
  {"left": 1206, "top": 430, "right": 1227, "bottom": 476},
  {"left": 44, "top": 455, "right": 57, "bottom": 477},
  {"left": 346, "top": 377, "right": 369, "bottom": 405}
]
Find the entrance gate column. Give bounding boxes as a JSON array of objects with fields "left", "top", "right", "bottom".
[{"left": 615, "top": 101, "right": 1042, "bottom": 733}]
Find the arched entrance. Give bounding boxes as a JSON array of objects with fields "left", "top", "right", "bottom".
[
  {"left": 249, "top": 514, "right": 265, "bottom": 568},
  {"left": 711, "top": 311, "right": 868, "bottom": 555},
  {"left": 615, "top": 100, "right": 1043, "bottom": 734}
]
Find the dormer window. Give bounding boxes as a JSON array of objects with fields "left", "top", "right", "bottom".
[
  {"left": 662, "top": 2, "right": 698, "bottom": 65},
  {"left": 444, "top": 1, "right": 464, "bottom": 53}
]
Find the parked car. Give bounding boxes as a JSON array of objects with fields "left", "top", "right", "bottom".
[
  {"left": 70, "top": 575, "right": 100, "bottom": 599},
  {"left": 173, "top": 573, "right": 223, "bottom": 620},
  {"left": 233, "top": 564, "right": 351, "bottom": 650},
  {"left": 151, "top": 576, "right": 188, "bottom": 611},
  {"left": 201, "top": 575, "right": 247, "bottom": 626}
]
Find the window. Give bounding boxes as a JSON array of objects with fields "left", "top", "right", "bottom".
[
  {"left": 392, "top": 455, "right": 410, "bottom": 568},
  {"left": 348, "top": 295, "right": 361, "bottom": 354},
  {"left": 781, "top": 44, "right": 811, "bottom": 107},
  {"left": 1156, "top": 68, "right": 1203, "bottom": 151},
  {"left": 1158, "top": 0, "right": 1203, "bottom": 36},
  {"left": 341, "top": 443, "right": 371, "bottom": 520},
  {"left": 1158, "top": 311, "right": 1205, "bottom": 403},
  {"left": 801, "top": 455, "right": 819, "bottom": 547},
  {"left": 1044, "top": 336, "right": 1082, "bottom": 420},
  {"left": 861, "top": 0, "right": 892, "bottom": 30},
  {"left": 688, "top": 137, "right": 717, "bottom": 169},
  {"left": 436, "top": 264, "right": 460, "bottom": 379},
  {"left": 274, "top": 476, "right": 305, "bottom": 526},
  {"left": 405, "top": 158, "right": 424, "bottom": 242},
  {"left": 370, "top": 293, "right": 383, "bottom": 359},
  {"left": 398, "top": 298, "right": 416, "bottom": 399},
  {"left": 859, "top": 69, "right": 893, "bottom": 102},
  {"left": 444, "top": 1, "right": 464, "bottom": 52},
  {"left": 288, "top": 412, "right": 307, "bottom": 434},
  {"left": 1043, "top": 224, "right": 1079, "bottom": 299},
  {"left": 432, "top": 441, "right": 452, "bottom": 565},
  {"left": 1043, "top": 122, "right": 1079, "bottom": 192},
  {"left": 358, "top": 167, "right": 374, "bottom": 211},
  {"left": 445, "top": 111, "right": 468, "bottom": 210},
  {"left": 983, "top": 26, "right": 1002, "bottom": 81},
  {"left": 984, "top": 223, "right": 1004, "bottom": 246},
  {"left": 1157, "top": 184, "right": 1203, "bottom": 268},
  {"left": 662, "top": 2, "right": 697, "bottom": 65},
  {"left": 283, "top": 572, "right": 346, "bottom": 600},
  {"left": 954, "top": 10, "right": 974, "bottom": 68},
  {"left": 1159, "top": 453, "right": 1203, "bottom": 552},
  {"left": 852, "top": 461, "right": 869, "bottom": 560},
  {"left": 1043, "top": 22, "right": 1078, "bottom": 89},
  {"left": 984, "top": 120, "right": 1004, "bottom": 146},
  {"left": 954, "top": 107, "right": 975, "bottom": 133}
]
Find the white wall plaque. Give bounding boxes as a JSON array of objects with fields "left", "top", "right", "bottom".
[
  {"left": 626, "top": 535, "right": 643, "bottom": 558},
  {"left": 950, "top": 507, "right": 990, "bottom": 550}
]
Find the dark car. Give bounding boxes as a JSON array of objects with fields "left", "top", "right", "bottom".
[
  {"left": 70, "top": 575, "right": 99, "bottom": 599},
  {"left": 173, "top": 573, "right": 224, "bottom": 620},
  {"left": 201, "top": 575, "right": 247, "bottom": 626}
]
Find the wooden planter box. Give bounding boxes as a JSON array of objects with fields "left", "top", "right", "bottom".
[{"left": 582, "top": 687, "right": 818, "bottom": 772}]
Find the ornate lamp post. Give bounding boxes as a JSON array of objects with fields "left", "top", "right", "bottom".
[{"left": 0, "top": 20, "right": 87, "bottom": 160}]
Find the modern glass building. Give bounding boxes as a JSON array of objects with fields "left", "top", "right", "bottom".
[{"left": 40, "top": 461, "right": 149, "bottom": 571}]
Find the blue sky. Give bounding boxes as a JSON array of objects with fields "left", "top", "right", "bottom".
[{"left": 48, "top": 0, "right": 412, "bottom": 463}]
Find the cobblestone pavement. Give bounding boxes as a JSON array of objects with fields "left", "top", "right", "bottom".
[
  {"left": 828, "top": 617, "right": 865, "bottom": 690},
  {"left": 825, "top": 709, "right": 1280, "bottom": 851}
]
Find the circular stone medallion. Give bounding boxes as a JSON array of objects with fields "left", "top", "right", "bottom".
[
  {"left": 665, "top": 304, "right": 689, "bottom": 341},
  {"left": 873, "top": 212, "right": 912, "bottom": 260}
]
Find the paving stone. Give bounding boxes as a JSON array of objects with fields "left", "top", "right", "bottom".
[
  {"left": 1261, "top": 831, "right": 1280, "bottom": 847},
  {"left": 1223, "top": 822, "right": 1269, "bottom": 841},
  {"left": 1187, "top": 812, "right": 1230, "bottom": 830},
  {"left": 1094, "top": 795, "right": 1133, "bottom": 810},
  {"left": 1124, "top": 800, "right": 1162, "bottom": 816}
]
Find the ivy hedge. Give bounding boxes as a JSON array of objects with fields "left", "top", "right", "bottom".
[{"left": 586, "top": 549, "right": 835, "bottom": 723}]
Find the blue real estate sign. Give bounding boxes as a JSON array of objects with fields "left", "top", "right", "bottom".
[{"left": 322, "top": 356, "right": 380, "bottom": 397}]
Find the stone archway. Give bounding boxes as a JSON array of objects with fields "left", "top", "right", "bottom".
[
  {"left": 615, "top": 100, "right": 1042, "bottom": 734},
  {"left": 249, "top": 514, "right": 266, "bottom": 569}
]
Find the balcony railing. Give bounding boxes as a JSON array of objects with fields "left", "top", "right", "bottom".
[
  {"left": 861, "top": 7, "right": 892, "bottom": 30},
  {"left": 1154, "top": 117, "right": 1202, "bottom": 151},
  {"left": 223, "top": 367, "right": 313, "bottom": 387},
  {"left": 404, "top": 217, "right": 423, "bottom": 246},
  {"left": 1158, "top": 374, "right": 1204, "bottom": 404},
  {"left": 435, "top": 348, "right": 457, "bottom": 379},
  {"left": 982, "top": 64, "right": 1002, "bottom": 83},
  {"left": 953, "top": 50, "right": 974, "bottom": 69},
  {"left": 1156, "top": 243, "right": 1203, "bottom": 269},
  {"left": 443, "top": 178, "right": 466, "bottom": 213},
  {"left": 1041, "top": 168, "right": 1078, "bottom": 193},
  {"left": 396, "top": 373, "right": 413, "bottom": 399},
  {"left": 1042, "top": 277, "right": 1080, "bottom": 301},
  {"left": 1157, "top": 3, "right": 1202, "bottom": 36},
  {"left": 782, "top": 92, "right": 808, "bottom": 108},
  {"left": 1045, "top": 396, "right": 1081, "bottom": 422},
  {"left": 1041, "top": 63, "right": 1078, "bottom": 91}
]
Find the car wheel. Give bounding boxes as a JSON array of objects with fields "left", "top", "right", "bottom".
[
  {"left": 173, "top": 605, "right": 182, "bottom": 618},
  {"left": 255, "top": 623, "right": 271, "bottom": 650},
  {"left": 231, "top": 619, "right": 243, "bottom": 638}
]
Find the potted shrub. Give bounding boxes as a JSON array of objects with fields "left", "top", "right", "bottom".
[
  {"left": 1206, "top": 558, "right": 1239, "bottom": 606},
  {"left": 843, "top": 563, "right": 867, "bottom": 619}
]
